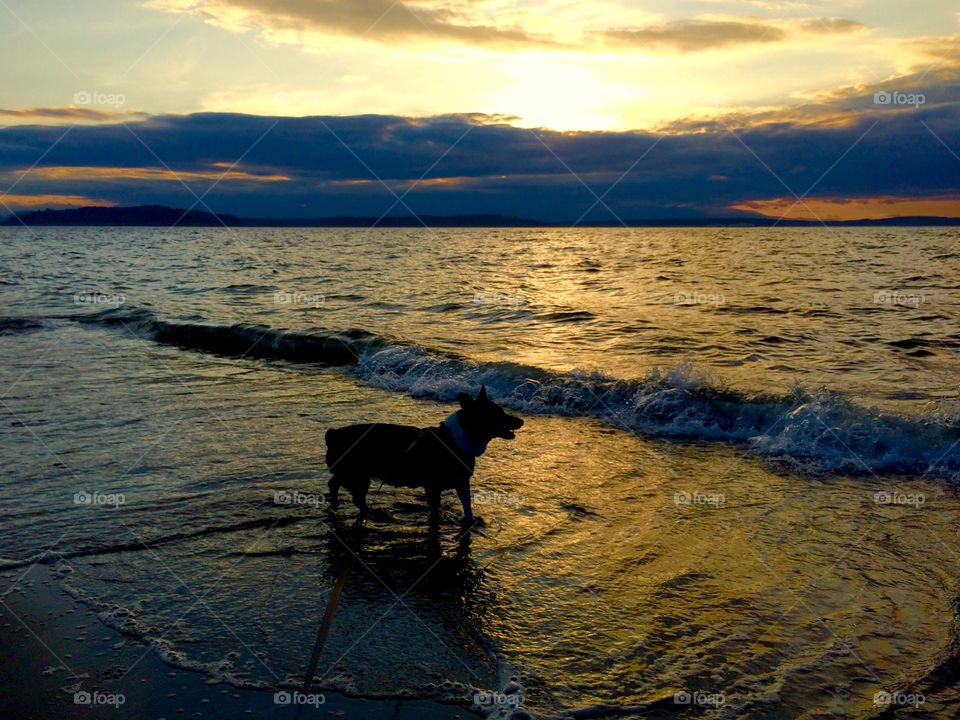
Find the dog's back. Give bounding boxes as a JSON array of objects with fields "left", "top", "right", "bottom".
[{"left": 324, "top": 423, "right": 421, "bottom": 478}]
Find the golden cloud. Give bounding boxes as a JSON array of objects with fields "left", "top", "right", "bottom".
[
  {"left": 732, "top": 195, "right": 960, "bottom": 221},
  {"left": 0, "top": 107, "right": 149, "bottom": 125},
  {"left": 0, "top": 194, "right": 115, "bottom": 210},
  {"left": 148, "top": 0, "right": 555, "bottom": 48},
  {"left": 600, "top": 16, "right": 868, "bottom": 52},
  {"left": 23, "top": 166, "right": 290, "bottom": 182}
]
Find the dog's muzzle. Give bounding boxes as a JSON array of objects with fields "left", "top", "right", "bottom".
[{"left": 498, "top": 417, "right": 524, "bottom": 439}]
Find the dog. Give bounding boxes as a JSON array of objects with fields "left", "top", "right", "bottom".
[{"left": 324, "top": 385, "right": 523, "bottom": 525}]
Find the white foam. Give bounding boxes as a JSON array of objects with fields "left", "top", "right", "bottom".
[{"left": 356, "top": 347, "right": 960, "bottom": 480}]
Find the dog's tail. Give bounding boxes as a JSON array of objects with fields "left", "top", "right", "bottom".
[
  {"left": 324, "top": 427, "right": 358, "bottom": 471},
  {"left": 324, "top": 428, "right": 339, "bottom": 468}
]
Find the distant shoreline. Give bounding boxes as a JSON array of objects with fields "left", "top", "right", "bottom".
[{"left": 4, "top": 204, "right": 960, "bottom": 228}]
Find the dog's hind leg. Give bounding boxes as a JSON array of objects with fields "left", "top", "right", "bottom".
[
  {"left": 327, "top": 475, "right": 342, "bottom": 508},
  {"left": 347, "top": 478, "right": 371, "bottom": 518}
]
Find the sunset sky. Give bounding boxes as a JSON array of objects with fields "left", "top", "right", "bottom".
[{"left": 1, "top": 0, "right": 958, "bottom": 220}]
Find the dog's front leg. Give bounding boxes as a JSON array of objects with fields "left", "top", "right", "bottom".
[
  {"left": 456, "top": 483, "right": 483, "bottom": 527},
  {"left": 426, "top": 486, "right": 442, "bottom": 527}
]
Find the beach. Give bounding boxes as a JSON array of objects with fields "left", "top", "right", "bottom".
[
  {"left": 2, "top": 225, "right": 959, "bottom": 718},
  {"left": 1, "top": 565, "right": 484, "bottom": 719}
]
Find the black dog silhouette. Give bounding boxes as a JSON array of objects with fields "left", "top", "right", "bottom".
[{"left": 325, "top": 385, "right": 523, "bottom": 525}]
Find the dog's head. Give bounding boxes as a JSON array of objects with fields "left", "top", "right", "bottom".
[{"left": 457, "top": 385, "right": 524, "bottom": 441}]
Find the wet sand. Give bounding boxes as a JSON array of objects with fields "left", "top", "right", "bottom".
[{"left": 0, "top": 565, "right": 483, "bottom": 720}]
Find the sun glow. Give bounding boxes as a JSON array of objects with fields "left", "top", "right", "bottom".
[{"left": 484, "top": 55, "right": 644, "bottom": 131}]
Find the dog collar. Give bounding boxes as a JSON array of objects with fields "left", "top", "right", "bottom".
[{"left": 441, "top": 412, "right": 489, "bottom": 458}]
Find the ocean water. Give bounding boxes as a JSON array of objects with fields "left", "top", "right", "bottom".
[{"left": 1, "top": 226, "right": 959, "bottom": 718}]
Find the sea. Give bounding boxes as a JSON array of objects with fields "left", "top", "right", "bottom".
[{"left": 1, "top": 225, "right": 959, "bottom": 718}]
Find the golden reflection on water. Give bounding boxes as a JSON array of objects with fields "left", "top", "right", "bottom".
[{"left": 452, "top": 415, "right": 960, "bottom": 715}]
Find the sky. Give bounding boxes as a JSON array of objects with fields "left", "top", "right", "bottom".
[{"left": 0, "top": 0, "right": 958, "bottom": 221}]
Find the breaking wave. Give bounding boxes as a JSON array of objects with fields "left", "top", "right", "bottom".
[{"left": 39, "top": 308, "right": 960, "bottom": 480}]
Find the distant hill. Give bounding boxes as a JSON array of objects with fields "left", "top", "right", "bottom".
[
  {"left": 3, "top": 204, "right": 960, "bottom": 227},
  {"left": 3, "top": 205, "right": 245, "bottom": 227},
  {"left": 0, "top": 205, "right": 543, "bottom": 228}
]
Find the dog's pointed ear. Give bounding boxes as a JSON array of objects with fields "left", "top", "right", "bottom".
[
  {"left": 476, "top": 384, "right": 487, "bottom": 402},
  {"left": 457, "top": 392, "right": 473, "bottom": 409}
]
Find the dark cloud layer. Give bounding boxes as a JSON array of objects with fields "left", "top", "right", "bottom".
[{"left": 1, "top": 81, "right": 958, "bottom": 220}]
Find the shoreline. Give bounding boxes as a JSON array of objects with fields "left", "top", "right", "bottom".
[{"left": 0, "top": 565, "right": 484, "bottom": 720}]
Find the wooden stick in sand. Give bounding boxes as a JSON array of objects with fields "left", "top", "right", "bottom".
[{"left": 295, "top": 552, "right": 353, "bottom": 718}]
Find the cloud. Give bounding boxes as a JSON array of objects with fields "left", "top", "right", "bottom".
[
  {"left": 798, "top": 18, "right": 869, "bottom": 34},
  {"left": 150, "top": 1, "right": 872, "bottom": 55},
  {"left": 24, "top": 165, "right": 289, "bottom": 182},
  {"left": 600, "top": 16, "right": 869, "bottom": 52},
  {"left": 601, "top": 20, "right": 785, "bottom": 51},
  {"left": 0, "top": 107, "right": 150, "bottom": 125},
  {"left": 0, "top": 194, "right": 114, "bottom": 210},
  {"left": 731, "top": 195, "right": 960, "bottom": 220},
  {"left": 149, "top": 0, "right": 555, "bottom": 48},
  {"left": 656, "top": 62, "right": 960, "bottom": 134},
  {"left": 907, "top": 34, "right": 960, "bottom": 68},
  {"left": 0, "top": 85, "right": 957, "bottom": 221}
]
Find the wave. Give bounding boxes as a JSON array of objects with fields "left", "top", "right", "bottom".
[
  {"left": 357, "top": 345, "right": 960, "bottom": 479},
  {"left": 75, "top": 307, "right": 389, "bottom": 366},
  {"left": 0, "top": 317, "right": 46, "bottom": 336},
  {"left": 51, "top": 308, "right": 960, "bottom": 480},
  {"left": 0, "top": 514, "right": 311, "bottom": 571}
]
